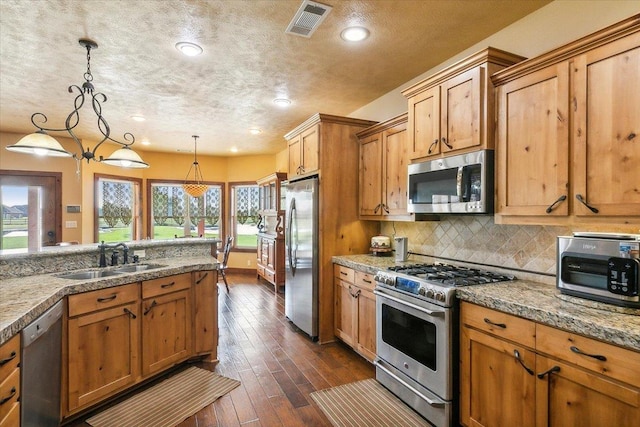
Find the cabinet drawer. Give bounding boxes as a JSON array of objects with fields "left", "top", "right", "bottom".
[
  {"left": 0, "top": 368, "right": 19, "bottom": 424},
  {"left": 0, "top": 335, "right": 20, "bottom": 382},
  {"left": 461, "top": 302, "right": 536, "bottom": 349},
  {"left": 536, "top": 324, "right": 640, "bottom": 386},
  {"left": 68, "top": 283, "right": 139, "bottom": 317},
  {"left": 257, "top": 264, "right": 265, "bottom": 276},
  {"left": 0, "top": 397, "right": 19, "bottom": 427},
  {"left": 334, "top": 265, "right": 354, "bottom": 283},
  {"left": 355, "top": 271, "right": 375, "bottom": 291},
  {"left": 142, "top": 273, "right": 191, "bottom": 299},
  {"left": 264, "top": 269, "right": 275, "bottom": 284}
]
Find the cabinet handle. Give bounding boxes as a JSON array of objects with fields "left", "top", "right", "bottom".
[
  {"left": 340, "top": 271, "right": 348, "bottom": 276},
  {"left": 483, "top": 318, "right": 506, "bottom": 329},
  {"left": 570, "top": 345, "right": 607, "bottom": 361},
  {"left": 382, "top": 204, "right": 390, "bottom": 214},
  {"left": 428, "top": 139, "right": 438, "bottom": 154},
  {"left": 575, "top": 194, "right": 599, "bottom": 214},
  {"left": 374, "top": 203, "right": 381, "bottom": 214},
  {"left": 0, "top": 387, "right": 16, "bottom": 405},
  {"left": 441, "top": 137, "right": 453, "bottom": 150},
  {"left": 97, "top": 294, "right": 117, "bottom": 303},
  {"left": 143, "top": 300, "right": 158, "bottom": 316},
  {"left": 348, "top": 286, "right": 361, "bottom": 299},
  {"left": 537, "top": 366, "right": 560, "bottom": 379},
  {"left": 0, "top": 351, "right": 16, "bottom": 366},
  {"left": 160, "top": 281, "right": 176, "bottom": 289},
  {"left": 123, "top": 308, "right": 137, "bottom": 319},
  {"left": 545, "top": 195, "right": 567, "bottom": 213},
  {"left": 362, "top": 279, "right": 372, "bottom": 284},
  {"left": 195, "top": 272, "right": 209, "bottom": 284},
  {"left": 513, "top": 349, "right": 534, "bottom": 375}
]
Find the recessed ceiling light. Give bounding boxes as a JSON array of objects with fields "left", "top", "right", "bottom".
[
  {"left": 130, "top": 115, "right": 146, "bottom": 122},
  {"left": 141, "top": 139, "right": 151, "bottom": 146},
  {"left": 273, "top": 98, "right": 291, "bottom": 107},
  {"left": 230, "top": 147, "right": 238, "bottom": 153},
  {"left": 249, "top": 128, "right": 262, "bottom": 135},
  {"left": 175, "top": 42, "right": 203, "bottom": 57},
  {"left": 341, "top": 26, "right": 370, "bottom": 42}
]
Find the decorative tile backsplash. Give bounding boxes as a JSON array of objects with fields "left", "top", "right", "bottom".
[{"left": 381, "top": 217, "right": 625, "bottom": 275}]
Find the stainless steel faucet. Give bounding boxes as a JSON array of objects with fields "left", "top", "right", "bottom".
[{"left": 98, "top": 241, "right": 129, "bottom": 267}]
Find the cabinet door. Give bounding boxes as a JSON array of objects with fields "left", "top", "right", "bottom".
[
  {"left": 67, "top": 302, "right": 140, "bottom": 412},
  {"left": 359, "top": 132, "right": 383, "bottom": 216},
  {"left": 573, "top": 35, "right": 640, "bottom": 217},
  {"left": 355, "top": 286, "right": 376, "bottom": 362},
  {"left": 141, "top": 289, "right": 192, "bottom": 377},
  {"left": 441, "top": 66, "right": 482, "bottom": 154},
  {"left": 266, "top": 239, "right": 275, "bottom": 270},
  {"left": 383, "top": 123, "right": 409, "bottom": 216},
  {"left": 460, "top": 326, "right": 536, "bottom": 427},
  {"left": 334, "top": 278, "right": 356, "bottom": 347},
  {"left": 496, "top": 62, "right": 570, "bottom": 217},
  {"left": 288, "top": 135, "right": 301, "bottom": 176},
  {"left": 536, "top": 356, "right": 640, "bottom": 427},
  {"left": 193, "top": 270, "right": 218, "bottom": 356},
  {"left": 301, "top": 124, "right": 319, "bottom": 174},
  {"left": 408, "top": 85, "right": 441, "bottom": 159}
]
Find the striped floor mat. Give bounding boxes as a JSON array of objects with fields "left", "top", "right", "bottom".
[
  {"left": 310, "top": 378, "right": 430, "bottom": 427},
  {"left": 86, "top": 366, "right": 240, "bottom": 427}
]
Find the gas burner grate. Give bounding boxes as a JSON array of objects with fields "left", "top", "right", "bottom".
[{"left": 388, "top": 263, "right": 515, "bottom": 286}]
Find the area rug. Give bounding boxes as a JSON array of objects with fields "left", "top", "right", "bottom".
[
  {"left": 86, "top": 366, "right": 240, "bottom": 427},
  {"left": 310, "top": 378, "right": 430, "bottom": 427}
]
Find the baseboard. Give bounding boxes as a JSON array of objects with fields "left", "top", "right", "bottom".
[{"left": 226, "top": 267, "right": 255, "bottom": 275}]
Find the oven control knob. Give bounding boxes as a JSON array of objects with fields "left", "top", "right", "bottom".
[
  {"left": 418, "top": 287, "right": 426, "bottom": 296},
  {"left": 425, "top": 288, "right": 435, "bottom": 298},
  {"left": 435, "top": 291, "right": 446, "bottom": 302}
]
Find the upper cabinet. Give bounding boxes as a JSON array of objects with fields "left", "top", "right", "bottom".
[
  {"left": 493, "top": 15, "right": 640, "bottom": 225},
  {"left": 288, "top": 124, "right": 319, "bottom": 177},
  {"left": 257, "top": 172, "right": 287, "bottom": 214},
  {"left": 358, "top": 113, "right": 412, "bottom": 220},
  {"left": 403, "top": 48, "right": 525, "bottom": 161}
]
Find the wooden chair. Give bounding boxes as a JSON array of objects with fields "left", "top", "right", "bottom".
[{"left": 218, "top": 236, "right": 233, "bottom": 292}]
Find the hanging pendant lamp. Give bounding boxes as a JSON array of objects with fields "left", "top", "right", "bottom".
[{"left": 182, "top": 135, "right": 208, "bottom": 198}]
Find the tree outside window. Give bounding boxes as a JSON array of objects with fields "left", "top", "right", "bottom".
[
  {"left": 230, "top": 183, "right": 259, "bottom": 249},
  {"left": 96, "top": 175, "right": 141, "bottom": 243}
]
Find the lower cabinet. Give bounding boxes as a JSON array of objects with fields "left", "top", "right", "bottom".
[
  {"left": 257, "top": 233, "right": 284, "bottom": 293},
  {"left": 0, "top": 334, "right": 20, "bottom": 427},
  {"left": 460, "top": 301, "right": 640, "bottom": 427},
  {"left": 333, "top": 264, "right": 376, "bottom": 362},
  {"left": 64, "top": 270, "right": 217, "bottom": 418}
]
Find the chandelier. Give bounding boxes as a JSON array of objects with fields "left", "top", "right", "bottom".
[
  {"left": 183, "top": 135, "right": 208, "bottom": 198},
  {"left": 6, "top": 38, "right": 149, "bottom": 168}
]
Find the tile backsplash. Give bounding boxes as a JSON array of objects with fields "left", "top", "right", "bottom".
[{"left": 381, "top": 217, "right": 636, "bottom": 275}]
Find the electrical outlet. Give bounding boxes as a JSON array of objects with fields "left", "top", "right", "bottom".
[
  {"left": 136, "top": 249, "right": 146, "bottom": 258},
  {"left": 247, "top": 260, "right": 251, "bottom": 266}
]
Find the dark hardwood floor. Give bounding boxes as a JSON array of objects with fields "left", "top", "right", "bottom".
[{"left": 69, "top": 272, "right": 375, "bottom": 426}]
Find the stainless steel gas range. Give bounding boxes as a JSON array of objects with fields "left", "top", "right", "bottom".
[{"left": 373, "top": 263, "right": 515, "bottom": 427}]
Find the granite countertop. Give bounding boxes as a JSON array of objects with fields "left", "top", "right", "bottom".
[
  {"left": 0, "top": 256, "right": 219, "bottom": 345},
  {"left": 333, "top": 254, "right": 640, "bottom": 352}
]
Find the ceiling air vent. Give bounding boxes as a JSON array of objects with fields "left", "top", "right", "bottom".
[{"left": 285, "top": 0, "right": 333, "bottom": 38}]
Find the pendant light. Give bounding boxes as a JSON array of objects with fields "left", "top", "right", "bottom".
[
  {"left": 182, "top": 135, "right": 208, "bottom": 198},
  {"left": 6, "top": 38, "right": 148, "bottom": 168}
]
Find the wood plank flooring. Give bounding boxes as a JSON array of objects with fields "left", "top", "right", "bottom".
[{"left": 68, "top": 272, "right": 375, "bottom": 426}]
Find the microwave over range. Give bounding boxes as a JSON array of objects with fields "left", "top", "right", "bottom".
[{"left": 408, "top": 149, "right": 494, "bottom": 214}]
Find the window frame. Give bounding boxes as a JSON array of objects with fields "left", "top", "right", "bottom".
[
  {"left": 228, "top": 181, "right": 260, "bottom": 253},
  {"left": 94, "top": 173, "right": 143, "bottom": 243},
  {"left": 146, "top": 179, "right": 225, "bottom": 241}
]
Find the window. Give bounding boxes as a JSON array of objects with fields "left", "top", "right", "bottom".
[
  {"left": 229, "top": 183, "right": 259, "bottom": 249},
  {"left": 148, "top": 180, "right": 224, "bottom": 239},
  {"left": 95, "top": 174, "right": 142, "bottom": 243},
  {"left": 0, "top": 170, "right": 62, "bottom": 251}
]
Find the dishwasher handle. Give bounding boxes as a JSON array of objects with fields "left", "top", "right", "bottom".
[{"left": 22, "top": 300, "right": 64, "bottom": 347}]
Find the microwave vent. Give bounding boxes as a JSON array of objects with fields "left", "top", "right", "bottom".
[{"left": 285, "top": 0, "right": 332, "bottom": 38}]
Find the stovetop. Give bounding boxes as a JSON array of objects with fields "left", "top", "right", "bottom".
[{"left": 374, "top": 263, "right": 516, "bottom": 307}]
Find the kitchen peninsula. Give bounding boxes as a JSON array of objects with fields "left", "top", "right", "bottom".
[{"left": 0, "top": 238, "right": 220, "bottom": 421}]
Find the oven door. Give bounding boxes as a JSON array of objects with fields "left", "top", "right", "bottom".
[{"left": 374, "top": 286, "right": 453, "bottom": 400}]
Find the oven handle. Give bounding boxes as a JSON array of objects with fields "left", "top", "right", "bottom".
[
  {"left": 374, "top": 359, "right": 445, "bottom": 408},
  {"left": 374, "top": 289, "right": 445, "bottom": 317}
]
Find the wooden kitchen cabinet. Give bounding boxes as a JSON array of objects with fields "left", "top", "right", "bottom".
[
  {"left": 358, "top": 113, "right": 411, "bottom": 220},
  {"left": 0, "top": 334, "right": 20, "bottom": 427},
  {"left": 257, "top": 172, "right": 287, "bottom": 213},
  {"left": 141, "top": 273, "right": 192, "bottom": 377},
  {"left": 193, "top": 270, "right": 218, "bottom": 357},
  {"left": 66, "top": 283, "right": 140, "bottom": 413},
  {"left": 403, "top": 48, "right": 524, "bottom": 161},
  {"left": 257, "top": 233, "right": 284, "bottom": 293},
  {"left": 493, "top": 16, "right": 640, "bottom": 225},
  {"left": 333, "top": 265, "right": 376, "bottom": 362},
  {"left": 460, "top": 301, "right": 640, "bottom": 427},
  {"left": 288, "top": 124, "right": 319, "bottom": 177}
]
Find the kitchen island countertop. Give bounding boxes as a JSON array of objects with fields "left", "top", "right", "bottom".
[{"left": 333, "top": 254, "right": 640, "bottom": 352}]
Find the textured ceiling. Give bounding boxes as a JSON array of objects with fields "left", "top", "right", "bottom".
[{"left": 0, "top": 0, "right": 551, "bottom": 156}]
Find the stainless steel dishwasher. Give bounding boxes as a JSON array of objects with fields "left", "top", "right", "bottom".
[{"left": 21, "top": 299, "right": 63, "bottom": 427}]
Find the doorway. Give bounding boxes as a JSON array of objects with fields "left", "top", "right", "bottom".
[{"left": 0, "top": 170, "right": 62, "bottom": 251}]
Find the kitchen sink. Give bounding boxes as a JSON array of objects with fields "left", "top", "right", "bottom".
[
  {"left": 114, "top": 263, "right": 167, "bottom": 273},
  {"left": 56, "top": 270, "right": 123, "bottom": 280}
]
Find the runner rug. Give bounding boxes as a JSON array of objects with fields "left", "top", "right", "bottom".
[
  {"left": 310, "top": 378, "right": 431, "bottom": 427},
  {"left": 86, "top": 366, "right": 240, "bottom": 427}
]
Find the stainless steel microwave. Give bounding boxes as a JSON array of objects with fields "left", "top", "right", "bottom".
[{"left": 407, "top": 150, "right": 494, "bottom": 214}]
